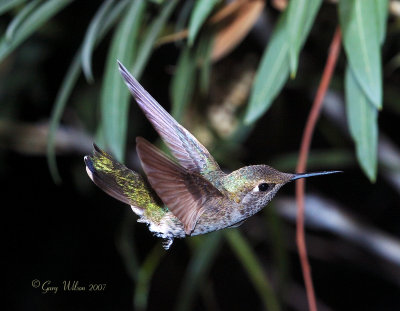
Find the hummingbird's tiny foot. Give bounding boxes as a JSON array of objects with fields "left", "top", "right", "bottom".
[{"left": 162, "top": 238, "right": 174, "bottom": 250}]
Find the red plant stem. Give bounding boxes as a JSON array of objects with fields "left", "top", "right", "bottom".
[{"left": 295, "top": 26, "right": 342, "bottom": 311}]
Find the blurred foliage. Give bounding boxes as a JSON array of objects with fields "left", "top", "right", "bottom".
[{"left": 1, "top": 0, "right": 400, "bottom": 310}]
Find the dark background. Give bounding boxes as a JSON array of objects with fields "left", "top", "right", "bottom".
[{"left": 2, "top": 1, "right": 400, "bottom": 310}]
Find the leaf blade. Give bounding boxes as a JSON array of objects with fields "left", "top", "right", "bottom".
[
  {"left": 245, "top": 1, "right": 321, "bottom": 124},
  {"left": 188, "top": 0, "right": 219, "bottom": 46},
  {"left": 0, "top": 0, "right": 73, "bottom": 62},
  {"left": 132, "top": 0, "right": 179, "bottom": 78},
  {"left": 345, "top": 66, "right": 378, "bottom": 182},
  {"left": 134, "top": 244, "right": 166, "bottom": 311},
  {"left": 225, "top": 230, "right": 281, "bottom": 311},
  {"left": 174, "top": 233, "right": 223, "bottom": 311},
  {"left": 287, "top": 0, "right": 322, "bottom": 77},
  {"left": 244, "top": 12, "right": 290, "bottom": 124},
  {"left": 0, "top": 0, "right": 27, "bottom": 15},
  {"left": 47, "top": 52, "right": 81, "bottom": 183},
  {"left": 5, "top": 0, "right": 40, "bottom": 41},
  {"left": 81, "top": 0, "right": 115, "bottom": 82},
  {"left": 47, "top": 0, "right": 129, "bottom": 182},
  {"left": 100, "top": 0, "right": 147, "bottom": 161},
  {"left": 170, "top": 45, "right": 197, "bottom": 121},
  {"left": 375, "top": 0, "right": 389, "bottom": 44},
  {"left": 339, "top": 0, "right": 382, "bottom": 108}
]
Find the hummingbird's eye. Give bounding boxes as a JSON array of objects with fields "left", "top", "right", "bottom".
[{"left": 258, "top": 183, "right": 273, "bottom": 192}]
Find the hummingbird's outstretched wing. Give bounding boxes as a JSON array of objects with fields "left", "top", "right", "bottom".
[
  {"left": 118, "top": 61, "right": 221, "bottom": 177},
  {"left": 136, "top": 137, "right": 223, "bottom": 235},
  {"left": 84, "top": 144, "right": 161, "bottom": 210}
]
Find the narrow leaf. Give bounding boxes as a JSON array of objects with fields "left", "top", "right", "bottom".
[
  {"left": 287, "top": 0, "right": 322, "bottom": 77},
  {"left": 5, "top": 0, "right": 40, "bottom": 41},
  {"left": 170, "top": 32, "right": 213, "bottom": 121},
  {"left": 244, "top": 13, "right": 289, "bottom": 124},
  {"left": 0, "top": 0, "right": 73, "bottom": 62},
  {"left": 47, "top": 0, "right": 129, "bottom": 182},
  {"left": 170, "top": 45, "right": 196, "bottom": 121},
  {"left": 375, "top": 0, "right": 389, "bottom": 44},
  {"left": 116, "top": 211, "right": 140, "bottom": 282},
  {"left": 345, "top": 66, "right": 378, "bottom": 182},
  {"left": 175, "top": 232, "right": 222, "bottom": 311},
  {"left": 175, "top": 0, "right": 194, "bottom": 34},
  {"left": 0, "top": 0, "right": 26, "bottom": 15},
  {"left": 101, "top": 0, "right": 146, "bottom": 161},
  {"left": 265, "top": 206, "right": 289, "bottom": 291},
  {"left": 132, "top": 0, "right": 179, "bottom": 78},
  {"left": 47, "top": 53, "right": 81, "bottom": 183},
  {"left": 225, "top": 230, "right": 281, "bottom": 311},
  {"left": 197, "top": 32, "right": 214, "bottom": 94},
  {"left": 81, "top": 0, "right": 115, "bottom": 82},
  {"left": 339, "top": 0, "right": 382, "bottom": 108},
  {"left": 188, "top": 0, "right": 219, "bottom": 46},
  {"left": 245, "top": 2, "right": 321, "bottom": 124},
  {"left": 134, "top": 244, "right": 166, "bottom": 311}
]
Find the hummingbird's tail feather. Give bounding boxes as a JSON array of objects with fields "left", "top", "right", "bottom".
[
  {"left": 84, "top": 144, "right": 158, "bottom": 209},
  {"left": 84, "top": 144, "right": 135, "bottom": 206},
  {"left": 84, "top": 144, "right": 185, "bottom": 249}
]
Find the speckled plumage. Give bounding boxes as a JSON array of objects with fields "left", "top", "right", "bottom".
[{"left": 84, "top": 62, "right": 340, "bottom": 249}]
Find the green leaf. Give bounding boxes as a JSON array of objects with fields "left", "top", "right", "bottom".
[
  {"left": 345, "top": 66, "right": 378, "bottom": 182},
  {"left": 245, "top": 2, "right": 321, "bottom": 124},
  {"left": 47, "top": 0, "right": 128, "bottom": 182},
  {"left": 81, "top": 0, "right": 115, "bottom": 83},
  {"left": 375, "top": 0, "right": 389, "bottom": 44},
  {"left": 175, "top": 0, "right": 193, "bottom": 34},
  {"left": 47, "top": 52, "right": 81, "bottom": 183},
  {"left": 225, "top": 230, "right": 281, "bottom": 311},
  {"left": 116, "top": 211, "right": 140, "bottom": 283},
  {"left": 0, "top": 0, "right": 26, "bottom": 15},
  {"left": 265, "top": 206, "right": 289, "bottom": 292},
  {"left": 197, "top": 32, "right": 214, "bottom": 94},
  {"left": 245, "top": 13, "right": 289, "bottom": 124},
  {"left": 101, "top": 0, "right": 146, "bottom": 162},
  {"left": 170, "top": 33, "right": 214, "bottom": 120},
  {"left": 187, "top": 0, "right": 219, "bottom": 46},
  {"left": 339, "top": 0, "right": 382, "bottom": 108},
  {"left": 287, "top": 0, "right": 322, "bottom": 77},
  {"left": 134, "top": 244, "right": 166, "bottom": 311},
  {"left": 132, "top": 0, "right": 179, "bottom": 78},
  {"left": 0, "top": 0, "right": 73, "bottom": 62},
  {"left": 170, "top": 45, "right": 197, "bottom": 121},
  {"left": 174, "top": 232, "right": 222, "bottom": 311},
  {"left": 5, "top": 0, "right": 40, "bottom": 41}
]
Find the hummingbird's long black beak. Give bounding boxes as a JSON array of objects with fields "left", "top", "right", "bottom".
[{"left": 291, "top": 170, "right": 342, "bottom": 181}]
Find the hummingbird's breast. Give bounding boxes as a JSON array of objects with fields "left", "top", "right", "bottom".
[{"left": 190, "top": 196, "right": 245, "bottom": 236}]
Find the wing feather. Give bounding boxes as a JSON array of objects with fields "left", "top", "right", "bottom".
[
  {"left": 118, "top": 61, "right": 220, "bottom": 176},
  {"left": 136, "top": 137, "right": 222, "bottom": 234}
]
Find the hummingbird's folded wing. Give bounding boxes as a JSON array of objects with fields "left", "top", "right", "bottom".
[
  {"left": 118, "top": 61, "right": 220, "bottom": 177},
  {"left": 136, "top": 137, "right": 223, "bottom": 235}
]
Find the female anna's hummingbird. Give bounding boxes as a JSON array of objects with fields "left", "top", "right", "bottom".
[{"left": 84, "top": 61, "right": 340, "bottom": 249}]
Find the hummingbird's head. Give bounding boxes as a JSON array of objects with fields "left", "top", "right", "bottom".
[
  {"left": 222, "top": 165, "right": 292, "bottom": 208},
  {"left": 222, "top": 165, "right": 341, "bottom": 209}
]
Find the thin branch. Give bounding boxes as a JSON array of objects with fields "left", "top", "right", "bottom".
[{"left": 295, "top": 26, "right": 342, "bottom": 311}]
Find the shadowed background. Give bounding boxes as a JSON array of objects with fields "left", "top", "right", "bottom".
[{"left": 2, "top": 1, "right": 400, "bottom": 310}]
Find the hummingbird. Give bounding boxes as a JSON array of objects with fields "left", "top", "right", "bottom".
[{"left": 84, "top": 61, "right": 340, "bottom": 250}]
